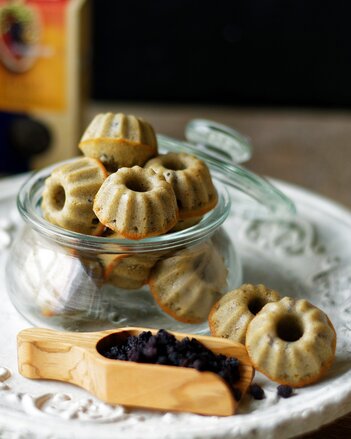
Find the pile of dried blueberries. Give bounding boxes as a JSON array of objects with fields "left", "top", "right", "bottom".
[{"left": 99, "top": 329, "right": 242, "bottom": 400}]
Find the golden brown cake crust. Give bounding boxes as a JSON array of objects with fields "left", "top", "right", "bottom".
[
  {"left": 245, "top": 297, "right": 337, "bottom": 387},
  {"left": 41, "top": 157, "right": 108, "bottom": 235},
  {"left": 149, "top": 242, "right": 228, "bottom": 323},
  {"left": 79, "top": 138, "right": 157, "bottom": 171},
  {"left": 145, "top": 152, "right": 217, "bottom": 219},
  {"left": 101, "top": 253, "right": 159, "bottom": 290},
  {"left": 93, "top": 166, "right": 179, "bottom": 240},
  {"left": 79, "top": 113, "right": 158, "bottom": 172},
  {"left": 208, "top": 284, "right": 281, "bottom": 344}
]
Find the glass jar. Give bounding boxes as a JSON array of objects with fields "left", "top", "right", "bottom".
[{"left": 6, "top": 120, "right": 294, "bottom": 333}]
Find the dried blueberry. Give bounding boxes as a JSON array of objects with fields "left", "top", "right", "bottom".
[
  {"left": 156, "top": 356, "right": 169, "bottom": 365},
  {"left": 127, "top": 349, "right": 140, "bottom": 362},
  {"left": 142, "top": 345, "right": 158, "bottom": 362},
  {"left": 139, "top": 331, "right": 152, "bottom": 342},
  {"left": 250, "top": 384, "right": 265, "bottom": 400},
  {"left": 192, "top": 359, "right": 205, "bottom": 371},
  {"left": 179, "top": 358, "right": 191, "bottom": 367},
  {"left": 277, "top": 385, "right": 294, "bottom": 398},
  {"left": 168, "top": 351, "right": 180, "bottom": 365},
  {"left": 225, "top": 357, "right": 239, "bottom": 368},
  {"left": 157, "top": 329, "right": 176, "bottom": 345}
]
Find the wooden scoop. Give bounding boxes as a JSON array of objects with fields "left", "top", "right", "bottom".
[{"left": 17, "top": 327, "right": 254, "bottom": 416}]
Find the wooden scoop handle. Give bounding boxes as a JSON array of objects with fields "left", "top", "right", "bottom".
[{"left": 17, "top": 328, "right": 103, "bottom": 387}]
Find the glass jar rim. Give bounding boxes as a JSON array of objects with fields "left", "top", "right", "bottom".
[{"left": 17, "top": 159, "right": 231, "bottom": 253}]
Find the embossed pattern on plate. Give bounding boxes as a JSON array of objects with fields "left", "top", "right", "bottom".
[{"left": 0, "top": 175, "right": 351, "bottom": 439}]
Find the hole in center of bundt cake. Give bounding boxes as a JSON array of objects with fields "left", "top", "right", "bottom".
[
  {"left": 52, "top": 185, "right": 66, "bottom": 210},
  {"left": 248, "top": 297, "right": 266, "bottom": 315},
  {"left": 163, "top": 158, "right": 186, "bottom": 171},
  {"left": 276, "top": 315, "right": 303, "bottom": 342},
  {"left": 125, "top": 177, "right": 150, "bottom": 193}
]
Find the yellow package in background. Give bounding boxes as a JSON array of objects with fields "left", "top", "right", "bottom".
[{"left": 0, "top": 0, "right": 89, "bottom": 170}]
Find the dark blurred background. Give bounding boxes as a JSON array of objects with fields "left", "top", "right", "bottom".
[{"left": 92, "top": 0, "right": 351, "bottom": 107}]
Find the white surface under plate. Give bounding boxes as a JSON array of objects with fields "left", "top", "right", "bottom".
[{"left": 0, "top": 174, "right": 351, "bottom": 439}]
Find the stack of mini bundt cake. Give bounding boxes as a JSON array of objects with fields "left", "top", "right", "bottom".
[
  {"left": 40, "top": 112, "right": 226, "bottom": 321},
  {"left": 43, "top": 112, "right": 218, "bottom": 240}
]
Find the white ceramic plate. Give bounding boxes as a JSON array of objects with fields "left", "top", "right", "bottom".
[{"left": 0, "top": 175, "right": 350, "bottom": 439}]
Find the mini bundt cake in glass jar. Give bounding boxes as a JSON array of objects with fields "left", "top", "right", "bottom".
[
  {"left": 6, "top": 118, "right": 294, "bottom": 332},
  {"left": 145, "top": 152, "right": 218, "bottom": 220},
  {"left": 79, "top": 113, "right": 158, "bottom": 172}
]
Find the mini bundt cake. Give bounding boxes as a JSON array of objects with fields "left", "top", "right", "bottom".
[
  {"left": 41, "top": 157, "right": 108, "bottom": 235},
  {"left": 79, "top": 113, "right": 158, "bottom": 172},
  {"left": 145, "top": 152, "right": 217, "bottom": 219},
  {"left": 93, "top": 166, "right": 179, "bottom": 239},
  {"left": 246, "top": 297, "right": 336, "bottom": 387},
  {"left": 149, "top": 242, "right": 228, "bottom": 323},
  {"left": 101, "top": 253, "right": 160, "bottom": 290},
  {"left": 209, "top": 284, "right": 281, "bottom": 343}
]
